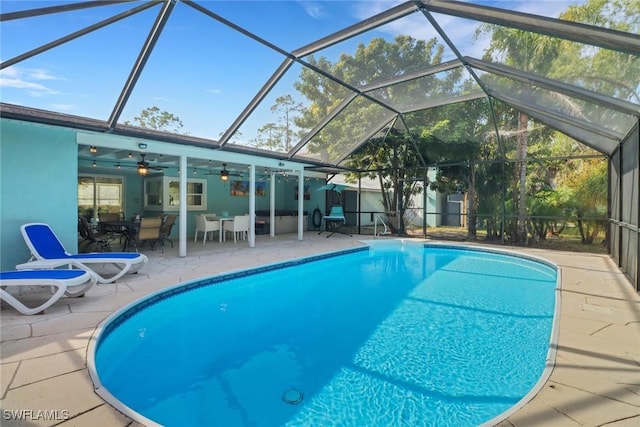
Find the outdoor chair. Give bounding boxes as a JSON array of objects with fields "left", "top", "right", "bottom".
[
  {"left": 132, "top": 217, "right": 163, "bottom": 252},
  {"left": 98, "top": 212, "right": 123, "bottom": 222},
  {"left": 18, "top": 223, "right": 148, "bottom": 284},
  {"left": 0, "top": 269, "right": 97, "bottom": 315},
  {"left": 226, "top": 215, "right": 250, "bottom": 243},
  {"left": 194, "top": 214, "right": 220, "bottom": 243},
  {"left": 319, "top": 206, "right": 351, "bottom": 238},
  {"left": 159, "top": 214, "right": 177, "bottom": 248},
  {"left": 78, "top": 216, "right": 112, "bottom": 253},
  {"left": 97, "top": 212, "right": 126, "bottom": 241}
]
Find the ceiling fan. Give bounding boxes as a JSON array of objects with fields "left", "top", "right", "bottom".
[
  {"left": 122, "top": 153, "right": 168, "bottom": 176},
  {"left": 206, "top": 163, "right": 243, "bottom": 181}
]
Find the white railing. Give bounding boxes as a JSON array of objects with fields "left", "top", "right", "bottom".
[{"left": 374, "top": 214, "right": 390, "bottom": 239}]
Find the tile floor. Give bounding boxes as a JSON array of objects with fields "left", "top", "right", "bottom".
[{"left": 1, "top": 233, "right": 639, "bottom": 426}]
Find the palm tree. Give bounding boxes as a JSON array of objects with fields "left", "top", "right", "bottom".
[{"left": 475, "top": 27, "right": 560, "bottom": 243}]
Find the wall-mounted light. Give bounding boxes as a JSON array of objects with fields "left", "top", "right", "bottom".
[{"left": 89, "top": 146, "right": 97, "bottom": 154}]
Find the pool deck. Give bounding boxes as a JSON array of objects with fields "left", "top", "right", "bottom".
[{"left": 1, "top": 233, "right": 639, "bottom": 427}]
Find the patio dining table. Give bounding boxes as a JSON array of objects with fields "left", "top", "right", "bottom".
[
  {"left": 204, "top": 215, "right": 234, "bottom": 242},
  {"left": 99, "top": 220, "right": 139, "bottom": 251}
]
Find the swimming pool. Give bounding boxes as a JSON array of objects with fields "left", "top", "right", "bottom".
[{"left": 89, "top": 241, "right": 560, "bottom": 426}]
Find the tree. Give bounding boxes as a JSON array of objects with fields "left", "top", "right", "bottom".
[
  {"left": 555, "top": 0, "right": 640, "bottom": 112},
  {"left": 126, "top": 106, "right": 185, "bottom": 133},
  {"left": 347, "top": 127, "right": 427, "bottom": 235},
  {"left": 475, "top": 27, "right": 560, "bottom": 244},
  {"left": 252, "top": 95, "right": 304, "bottom": 152},
  {"left": 558, "top": 158, "right": 608, "bottom": 244},
  {"left": 294, "top": 35, "right": 461, "bottom": 234},
  {"left": 420, "top": 98, "right": 494, "bottom": 239},
  {"left": 476, "top": 0, "right": 638, "bottom": 244}
]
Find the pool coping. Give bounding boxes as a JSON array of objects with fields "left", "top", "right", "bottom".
[{"left": 86, "top": 240, "right": 562, "bottom": 427}]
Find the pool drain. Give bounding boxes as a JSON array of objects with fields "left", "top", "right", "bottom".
[{"left": 282, "top": 388, "right": 304, "bottom": 405}]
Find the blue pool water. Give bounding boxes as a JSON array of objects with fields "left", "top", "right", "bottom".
[{"left": 92, "top": 243, "right": 558, "bottom": 426}]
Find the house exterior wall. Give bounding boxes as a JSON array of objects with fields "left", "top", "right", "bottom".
[
  {"left": 1, "top": 119, "right": 78, "bottom": 271},
  {"left": 404, "top": 169, "right": 441, "bottom": 228}
]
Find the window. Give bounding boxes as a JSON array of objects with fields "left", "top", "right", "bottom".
[
  {"left": 145, "top": 179, "right": 162, "bottom": 208},
  {"left": 78, "top": 176, "right": 124, "bottom": 220},
  {"left": 144, "top": 177, "right": 206, "bottom": 211}
]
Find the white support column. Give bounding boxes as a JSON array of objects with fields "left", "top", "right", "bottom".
[
  {"left": 298, "top": 169, "right": 304, "bottom": 241},
  {"left": 178, "top": 155, "right": 187, "bottom": 257},
  {"left": 270, "top": 171, "right": 276, "bottom": 237},
  {"left": 249, "top": 164, "right": 256, "bottom": 248}
]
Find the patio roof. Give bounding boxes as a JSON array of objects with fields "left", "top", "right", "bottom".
[{"left": 1, "top": 0, "right": 639, "bottom": 171}]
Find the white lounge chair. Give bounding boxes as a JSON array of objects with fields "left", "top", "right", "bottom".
[
  {"left": 18, "top": 223, "right": 148, "bottom": 284},
  {"left": 0, "top": 269, "right": 97, "bottom": 315}
]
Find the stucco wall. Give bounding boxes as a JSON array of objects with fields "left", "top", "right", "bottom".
[{"left": 1, "top": 119, "right": 78, "bottom": 271}]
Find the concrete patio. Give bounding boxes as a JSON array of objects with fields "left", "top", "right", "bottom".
[{"left": 1, "top": 233, "right": 638, "bottom": 426}]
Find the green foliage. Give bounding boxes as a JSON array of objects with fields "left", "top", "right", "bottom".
[
  {"left": 556, "top": 0, "right": 640, "bottom": 104},
  {"left": 293, "top": 35, "right": 467, "bottom": 234},
  {"left": 556, "top": 158, "right": 608, "bottom": 244},
  {"left": 284, "top": 1, "right": 633, "bottom": 244},
  {"left": 252, "top": 95, "right": 304, "bottom": 152},
  {"left": 126, "top": 106, "right": 185, "bottom": 134}
]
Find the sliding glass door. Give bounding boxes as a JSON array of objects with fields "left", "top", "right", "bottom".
[{"left": 78, "top": 175, "right": 124, "bottom": 221}]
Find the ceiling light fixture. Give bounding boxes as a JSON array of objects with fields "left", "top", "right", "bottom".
[
  {"left": 220, "top": 163, "right": 230, "bottom": 181},
  {"left": 137, "top": 153, "right": 150, "bottom": 176},
  {"left": 89, "top": 146, "right": 97, "bottom": 154},
  {"left": 92, "top": 160, "right": 97, "bottom": 167}
]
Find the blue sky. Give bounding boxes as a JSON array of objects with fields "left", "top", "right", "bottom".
[{"left": 1, "top": 0, "right": 587, "bottom": 143}]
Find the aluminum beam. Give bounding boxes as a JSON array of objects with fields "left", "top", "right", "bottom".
[{"left": 421, "top": 0, "right": 640, "bottom": 55}]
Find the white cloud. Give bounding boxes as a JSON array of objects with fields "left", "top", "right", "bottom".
[
  {"left": 352, "top": 0, "right": 403, "bottom": 20},
  {"left": 206, "top": 88, "right": 221, "bottom": 94},
  {"left": 152, "top": 96, "right": 172, "bottom": 102},
  {"left": 0, "top": 66, "right": 63, "bottom": 96},
  {"left": 299, "top": 1, "right": 326, "bottom": 20},
  {"left": 0, "top": 77, "right": 60, "bottom": 96},
  {"left": 27, "top": 68, "right": 62, "bottom": 81}
]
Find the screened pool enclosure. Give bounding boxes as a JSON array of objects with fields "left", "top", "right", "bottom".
[{"left": 1, "top": 0, "right": 638, "bottom": 289}]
